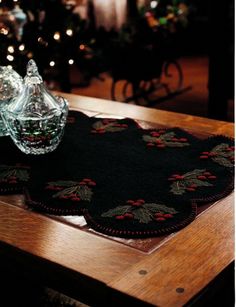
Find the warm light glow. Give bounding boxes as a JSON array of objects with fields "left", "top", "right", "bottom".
[
  {"left": 19, "top": 44, "right": 25, "bottom": 51},
  {"left": 0, "top": 28, "right": 9, "bottom": 35},
  {"left": 7, "top": 46, "right": 14, "bottom": 53},
  {"left": 7, "top": 55, "right": 14, "bottom": 61},
  {"left": 150, "top": 0, "right": 158, "bottom": 9},
  {"left": 49, "top": 61, "right": 55, "bottom": 67},
  {"left": 13, "top": 0, "right": 18, "bottom": 2},
  {"left": 27, "top": 52, "right": 33, "bottom": 58},
  {"left": 68, "top": 59, "right": 74, "bottom": 65},
  {"left": 7, "top": 65, "right": 12, "bottom": 69},
  {"left": 38, "top": 37, "right": 48, "bottom": 47},
  {"left": 53, "top": 32, "right": 60, "bottom": 40},
  {"left": 66, "top": 29, "right": 73, "bottom": 36},
  {"left": 79, "top": 44, "right": 85, "bottom": 50}
]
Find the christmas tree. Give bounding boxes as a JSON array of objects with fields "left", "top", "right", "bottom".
[{"left": 0, "top": 0, "right": 98, "bottom": 92}]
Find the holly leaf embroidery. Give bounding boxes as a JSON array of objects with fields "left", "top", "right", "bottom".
[
  {"left": 183, "top": 169, "right": 206, "bottom": 178},
  {"left": 101, "top": 205, "right": 131, "bottom": 217},
  {"left": 92, "top": 120, "right": 127, "bottom": 132},
  {"left": 169, "top": 169, "right": 213, "bottom": 195},
  {"left": 0, "top": 165, "right": 29, "bottom": 182},
  {"left": 101, "top": 201, "right": 178, "bottom": 224},
  {"left": 170, "top": 181, "right": 186, "bottom": 195},
  {"left": 143, "top": 203, "right": 178, "bottom": 214},
  {"left": 212, "top": 156, "right": 233, "bottom": 168},
  {"left": 47, "top": 181, "right": 79, "bottom": 187},
  {"left": 132, "top": 207, "right": 153, "bottom": 224},
  {"left": 52, "top": 185, "right": 93, "bottom": 201},
  {"left": 143, "top": 131, "right": 189, "bottom": 147},
  {"left": 210, "top": 143, "right": 234, "bottom": 167}
]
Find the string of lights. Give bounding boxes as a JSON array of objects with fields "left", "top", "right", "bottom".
[{"left": 0, "top": 0, "right": 93, "bottom": 86}]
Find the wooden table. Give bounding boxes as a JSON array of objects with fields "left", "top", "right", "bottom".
[{"left": 0, "top": 93, "right": 234, "bottom": 306}]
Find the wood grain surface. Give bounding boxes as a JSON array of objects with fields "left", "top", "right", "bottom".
[
  {"left": 59, "top": 93, "right": 234, "bottom": 137},
  {"left": 0, "top": 93, "right": 234, "bottom": 306}
]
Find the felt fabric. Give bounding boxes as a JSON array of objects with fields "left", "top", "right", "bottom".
[{"left": 0, "top": 110, "right": 234, "bottom": 238}]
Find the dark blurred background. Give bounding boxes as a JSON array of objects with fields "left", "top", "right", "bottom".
[{"left": 0, "top": 0, "right": 234, "bottom": 121}]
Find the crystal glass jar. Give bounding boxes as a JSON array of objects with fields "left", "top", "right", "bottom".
[
  {"left": 0, "top": 66, "right": 23, "bottom": 136},
  {"left": 2, "top": 60, "right": 69, "bottom": 154}
]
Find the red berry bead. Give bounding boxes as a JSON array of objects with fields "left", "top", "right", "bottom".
[
  {"left": 137, "top": 199, "right": 145, "bottom": 204},
  {"left": 127, "top": 200, "right": 134, "bottom": 204},
  {"left": 88, "top": 181, "right": 96, "bottom": 186},
  {"left": 202, "top": 152, "right": 209, "bottom": 155},
  {"left": 132, "top": 202, "right": 142, "bottom": 207},
  {"left": 115, "top": 215, "right": 125, "bottom": 220},
  {"left": 203, "top": 172, "right": 211, "bottom": 176},
  {"left": 197, "top": 175, "right": 207, "bottom": 180},
  {"left": 147, "top": 142, "right": 155, "bottom": 147},
  {"left": 124, "top": 213, "right": 133, "bottom": 219},
  {"left": 155, "top": 213, "right": 164, "bottom": 217},
  {"left": 172, "top": 138, "right": 179, "bottom": 142},
  {"left": 9, "top": 180, "right": 17, "bottom": 184},
  {"left": 156, "top": 217, "right": 166, "bottom": 221},
  {"left": 186, "top": 187, "right": 196, "bottom": 192},
  {"left": 200, "top": 155, "right": 209, "bottom": 159},
  {"left": 208, "top": 152, "right": 217, "bottom": 157},
  {"left": 83, "top": 178, "right": 91, "bottom": 182},
  {"left": 179, "top": 138, "right": 187, "bottom": 142},
  {"left": 157, "top": 144, "right": 165, "bottom": 148},
  {"left": 208, "top": 175, "right": 217, "bottom": 179},
  {"left": 163, "top": 214, "right": 173, "bottom": 218}
]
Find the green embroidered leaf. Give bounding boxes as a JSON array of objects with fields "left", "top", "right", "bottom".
[
  {"left": 185, "top": 179, "right": 213, "bottom": 187},
  {"left": 101, "top": 205, "right": 131, "bottom": 217},
  {"left": 143, "top": 135, "right": 155, "bottom": 143},
  {"left": 159, "top": 132, "right": 175, "bottom": 140},
  {"left": 143, "top": 132, "right": 189, "bottom": 147},
  {"left": 47, "top": 181, "right": 78, "bottom": 187},
  {"left": 77, "top": 185, "right": 93, "bottom": 201},
  {"left": 132, "top": 207, "right": 153, "bottom": 224},
  {"left": 212, "top": 156, "right": 234, "bottom": 168},
  {"left": 183, "top": 169, "right": 206, "bottom": 179},
  {"left": 17, "top": 169, "right": 30, "bottom": 181},
  {"left": 52, "top": 185, "right": 93, "bottom": 201},
  {"left": 0, "top": 166, "right": 29, "bottom": 182},
  {"left": 93, "top": 121, "right": 104, "bottom": 130},
  {"left": 213, "top": 143, "right": 230, "bottom": 153},
  {"left": 106, "top": 126, "right": 126, "bottom": 132},
  {"left": 165, "top": 141, "right": 189, "bottom": 147},
  {"left": 52, "top": 186, "right": 78, "bottom": 198},
  {"left": 143, "top": 203, "right": 178, "bottom": 214},
  {"left": 93, "top": 120, "right": 126, "bottom": 132},
  {"left": 0, "top": 170, "right": 10, "bottom": 179},
  {"left": 170, "top": 181, "right": 186, "bottom": 195}
]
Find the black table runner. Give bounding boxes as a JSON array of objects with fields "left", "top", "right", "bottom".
[{"left": 0, "top": 111, "right": 234, "bottom": 238}]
